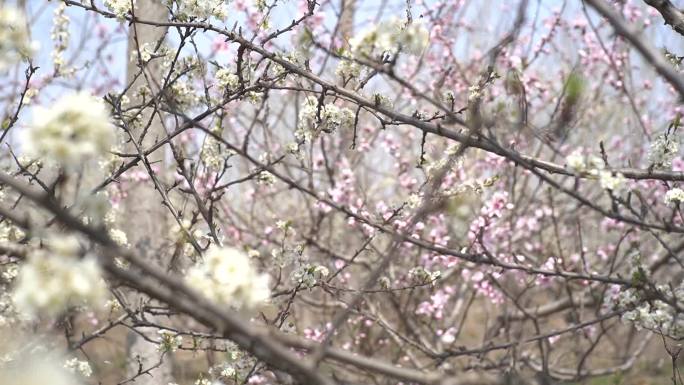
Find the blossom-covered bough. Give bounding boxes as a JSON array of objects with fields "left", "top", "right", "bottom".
[{"left": 1, "top": 0, "right": 684, "bottom": 384}]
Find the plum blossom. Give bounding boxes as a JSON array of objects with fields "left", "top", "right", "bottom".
[
  {"left": 664, "top": 187, "right": 684, "bottom": 205},
  {"left": 25, "top": 93, "right": 115, "bottom": 167},
  {"left": 12, "top": 235, "right": 108, "bottom": 317},
  {"left": 648, "top": 133, "right": 680, "bottom": 170},
  {"left": 599, "top": 171, "right": 626, "bottom": 192},
  {"left": 0, "top": 6, "right": 36, "bottom": 71},
  {"left": 185, "top": 247, "right": 270, "bottom": 309},
  {"left": 350, "top": 18, "right": 429, "bottom": 59},
  {"left": 103, "top": 0, "right": 135, "bottom": 19}
]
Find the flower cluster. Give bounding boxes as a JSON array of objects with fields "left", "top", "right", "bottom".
[
  {"left": 104, "top": 0, "right": 135, "bottom": 19},
  {"left": 51, "top": 4, "right": 70, "bottom": 75},
  {"left": 256, "top": 171, "right": 276, "bottom": 186},
  {"left": 0, "top": 6, "right": 35, "bottom": 72},
  {"left": 408, "top": 266, "right": 441, "bottom": 284},
  {"left": 271, "top": 51, "right": 303, "bottom": 79},
  {"left": 164, "top": 0, "right": 227, "bottom": 20},
  {"left": 565, "top": 149, "right": 586, "bottom": 172},
  {"left": 157, "top": 330, "right": 183, "bottom": 353},
  {"left": 603, "top": 254, "right": 684, "bottom": 338},
  {"left": 648, "top": 133, "right": 680, "bottom": 170},
  {"left": 335, "top": 59, "right": 362, "bottom": 84},
  {"left": 25, "top": 92, "right": 116, "bottom": 167},
  {"left": 63, "top": 358, "right": 92, "bottom": 378},
  {"left": 291, "top": 264, "right": 329, "bottom": 289},
  {"left": 598, "top": 170, "right": 626, "bottom": 192},
  {"left": 206, "top": 343, "right": 256, "bottom": 383},
  {"left": 664, "top": 187, "right": 684, "bottom": 205},
  {"left": 185, "top": 247, "right": 270, "bottom": 309},
  {"left": 169, "top": 80, "right": 200, "bottom": 108},
  {"left": 12, "top": 235, "right": 108, "bottom": 317},
  {"left": 350, "top": 18, "right": 429, "bottom": 59},
  {"left": 616, "top": 284, "right": 684, "bottom": 339},
  {"left": 200, "top": 134, "right": 227, "bottom": 170},
  {"left": 215, "top": 68, "right": 240, "bottom": 91},
  {"left": 0, "top": 352, "right": 81, "bottom": 385},
  {"left": 564, "top": 148, "right": 604, "bottom": 174},
  {"left": 295, "top": 96, "right": 355, "bottom": 142},
  {"left": 132, "top": 42, "right": 168, "bottom": 64}
]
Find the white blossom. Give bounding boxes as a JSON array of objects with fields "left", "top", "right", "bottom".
[
  {"left": 0, "top": 353, "right": 81, "bottom": 385},
  {"left": 215, "top": 68, "right": 240, "bottom": 91},
  {"left": 335, "top": 59, "right": 361, "bottom": 83},
  {"left": 0, "top": 6, "right": 36, "bottom": 72},
  {"left": 565, "top": 149, "right": 585, "bottom": 172},
  {"left": 195, "top": 378, "right": 212, "bottom": 385},
  {"left": 169, "top": 80, "right": 199, "bottom": 108},
  {"left": 51, "top": 4, "right": 71, "bottom": 76},
  {"left": 256, "top": 171, "right": 276, "bottom": 186},
  {"left": 157, "top": 330, "right": 183, "bottom": 353},
  {"left": 350, "top": 18, "right": 429, "bottom": 59},
  {"left": 201, "top": 135, "right": 225, "bottom": 169},
  {"left": 185, "top": 247, "right": 270, "bottom": 309},
  {"left": 295, "top": 96, "right": 355, "bottom": 142},
  {"left": 164, "top": 0, "right": 227, "bottom": 20},
  {"left": 664, "top": 187, "right": 684, "bottom": 205},
  {"left": 25, "top": 93, "right": 115, "bottom": 167},
  {"left": 291, "top": 264, "right": 329, "bottom": 289},
  {"left": 408, "top": 266, "right": 441, "bottom": 284},
  {"left": 103, "top": 0, "right": 135, "bottom": 19},
  {"left": 599, "top": 171, "right": 626, "bottom": 192},
  {"left": 401, "top": 21, "right": 430, "bottom": 55},
  {"left": 648, "top": 133, "right": 680, "bottom": 170},
  {"left": 12, "top": 235, "right": 108, "bottom": 317},
  {"left": 64, "top": 358, "right": 92, "bottom": 378},
  {"left": 372, "top": 92, "right": 394, "bottom": 109},
  {"left": 109, "top": 228, "right": 129, "bottom": 247}
]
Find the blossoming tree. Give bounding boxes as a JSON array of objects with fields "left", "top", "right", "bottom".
[{"left": 1, "top": 0, "right": 684, "bottom": 384}]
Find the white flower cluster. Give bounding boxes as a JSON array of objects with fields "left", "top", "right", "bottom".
[
  {"left": 256, "top": 171, "right": 276, "bottom": 186},
  {"left": 200, "top": 135, "right": 225, "bottom": 170},
  {"left": 157, "top": 330, "right": 183, "bottom": 353},
  {"left": 617, "top": 283, "right": 684, "bottom": 339},
  {"left": 215, "top": 68, "right": 240, "bottom": 92},
  {"left": 664, "top": 187, "right": 684, "bottom": 205},
  {"left": 0, "top": 6, "right": 36, "bottom": 72},
  {"left": 606, "top": 254, "right": 684, "bottom": 338},
  {"left": 164, "top": 0, "right": 227, "bottom": 20},
  {"left": 565, "top": 149, "right": 603, "bottom": 173},
  {"left": 565, "top": 149, "right": 626, "bottom": 191},
  {"left": 272, "top": 51, "right": 303, "bottom": 79},
  {"left": 12, "top": 235, "right": 108, "bottom": 317},
  {"left": 291, "top": 264, "right": 329, "bottom": 289},
  {"left": 169, "top": 80, "right": 200, "bottom": 108},
  {"left": 295, "top": 96, "right": 355, "bottom": 142},
  {"left": 195, "top": 378, "right": 213, "bottom": 385},
  {"left": 565, "top": 149, "right": 586, "bottom": 171},
  {"left": 207, "top": 343, "right": 256, "bottom": 383},
  {"left": 350, "top": 18, "right": 429, "bottom": 59},
  {"left": 25, "top": 92, "right": 115, "bottom": 167},
  {"left": 185, "top": 247, "right": 270, "bottom": 309},
  {"left": 335, "top": 59, "right": 361, "bottom": 84},
  {"left": 63, "top": 358, "right": 92, "bottom": 378},
  {"left": 132, "top": 42, "right": 168, "bottom": 63},
  {"left": 51, "top": 4, "right": 71, "bottom": 75},
  {"left": 372, "top": 92, "right": 394, "bottom": 109},
  {"left": 598, "top": 170, "right": 626, "bottom": 192},
  {"left": 648, "top": 133, "right": 680, "bottom": 170},
  {"left": 0, "top": 353, "right": 81, "bottom": 385},
  {"left": 408, "top": 266, "right": 441, "bottom": 284},
  {"left": 104, "top": 0, "right": 135, "bottom": 19}
]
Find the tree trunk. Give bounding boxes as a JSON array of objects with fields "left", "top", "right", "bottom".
[{"left": 123, "top": 2, "right": 174, "bottom": 384}]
